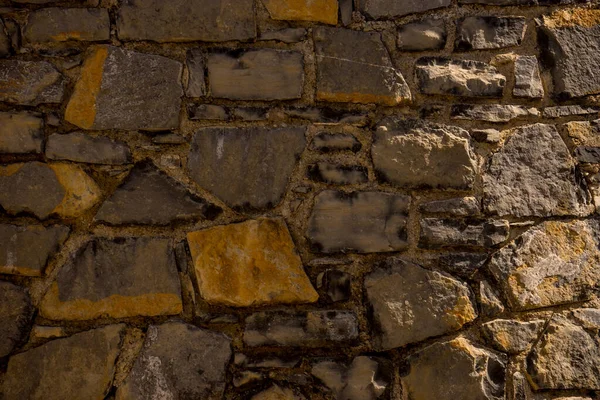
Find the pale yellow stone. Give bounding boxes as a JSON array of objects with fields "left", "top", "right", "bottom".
[
  {"left": 187, "top": 218, "right": 318, "bottom": 307},
  {"left": 263, "top": 0, "right": 338, "bottom": 25}
]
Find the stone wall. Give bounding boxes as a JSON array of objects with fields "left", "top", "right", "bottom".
[{"left": 0, "top": 0, "right": 600, "bottom": 399}]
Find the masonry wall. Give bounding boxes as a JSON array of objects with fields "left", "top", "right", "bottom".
[{"left": 1, "top": 0, "right": 600, "bottom": 399}]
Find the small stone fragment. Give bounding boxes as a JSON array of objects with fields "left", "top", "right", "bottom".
[
  {"left": 23, "top": 8, "right": 110, "bottom": 44},
  {"left": 244, "top": 310, "right": 359, "bottom": 347},
  {"left": 397, "top": 19, "right": 446, "bottom": 51},
  {"left": 513, "top": 55, "right": 544, "bottom": 98},
  {"left": 232, "top": 107, "right": 269, "bottom": 121},
  {"left": 571, "top": 308, "right": 600, "bottom": 330},
  {"left": 260, "top": 28, "right": 307, "bottom": 43},
  {"left": 185, "top": 49, "right": 205, "bottom": 97},
  {"left": 40, "top": 237, "right": 182, "bottom": 320},
  {"left": 311, "top": 133, "right": 361, "bottom": 153},
  {"left": 471, "top": 129, "right": 502, "bottom": 144},
  {"left": 262, "top": 0, "right": 338, "bottom": 25},
  {"left": 435, "top": 252, "right": 488, "bottom": 278},
  {"left": 543, "top": 105, "right": 599, "bottom": 118},
  {"left": 233, "top": 371, "right": 264, "bottom": 387},
  {"left": 416, "top": 57, "right": 506, "bottom": 97},
  {"left": 187, "top": 218, "right": 318, "bottom": 307},
  {"left": 419, "top": 218, "right": 509, "bottom": 248},
  {"left": 451, "top": 104, "right": 539, "bottom": 122},
  {"left": 251, "top": 385, "right": 306, "bottom": 400},
  {"left": 359, "top": 0, "right": 451, "bottom": 19},
  {"left": 564, "top": 119, "right": 600, "bottom": 147},
  {"left": 317, "top": 269, "right": 352, "bottom": 302},
  {"left": 0, "top": 60, "right": 65, "bottom": 105},
  {"left": 117, "top": 323, "right": 231, "bottom": 400},
  {"left": 512, "top": 372, "right": 534, "bottom": 400},
  {"left": 188, "top": 104, "right": 229, "bottom": 120},
  {"left": 365, "top": 258, "right": 477, "bottom": 350},
  {"left": 29, "top": 326, "right": 66, "bottom": 344},
  {"left": 46, "top": 132, "right": 131, "bottom": 165},
  {"left": 151, "top": 133, "right": 187, "bottom": 145},
  {"left": 456, "top": 16, "right": 526, "bottom": 50},
  {"left": 482, "top": 319, "right": 545, "bottom": 354},
  {"left": 314, "top": 27, "right": 411, "bottom": 105},
  {"left": 0, "top": 282, "right": 33, "bottom": 357},
  {"left": 420, "top": 197, "right": 480, "bottom": 216},
  {"left": 479, "top": 280, "right": 505, "bottom": 317},
  {"left": 0, "top": 20, "right": 11, "bottom": 57},
  {"left": 307, "top": 190, "right": 410, "bottom": 253},
  {"left": 0, "top": 111, "right": 43, "bottom": 154},
  {"left": 2, "top": 325, "right": 124, "bottom": 400},
  {"left": 308, "top": 163, "right": 368, "bottom": 185}
]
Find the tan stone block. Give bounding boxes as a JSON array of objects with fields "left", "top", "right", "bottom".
[{"left": 263, "top": 0, "right": 338, "bottom": 25}]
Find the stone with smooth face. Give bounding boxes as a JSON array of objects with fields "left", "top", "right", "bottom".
[
  {"left": 65, "top": 45, "right": 182, "bottom": 131},
  {"left": 46, "top": 132, "right": 131, "bottom": 165},
  {"left": 0, "top": 282, "right": 34, "bottom": 358},
  {"left": 185, "top": 49, "right": 205, "bottom": 98},
  {"left": 307, "top": 190, "right": 410, "bottom": 253},
  {"left": 40, "top": 237, "right": 182, "bottom": 320},
  {"left": 359, "top": 0, "right": 451, "bottom": 18},
  {"left": 187, "top": 218, "right": 318, "bottom": 307},
  {"left": 513, "top": 55, "right": 544, "bottom": 98},
  {"left": 397, "top": 19, "right": 447, "bottom": 51},
  {"left": 23, "top": 8, "right": 110, "bottom": 44},
  {"left": 455, "top": 16, "right": 526, "bottom": 50},
  {"left": 262, "top": 0, "right": 338, "bottom": 24},
  {"left": 365, "top": 258, "right": 477, "bottom": 350},
  {"left": 0, "top": 111, "right": 44, "bottom": 154},
  {"left": 314, "top": 27, "right": 411, "bottom": 105},
  {"left": 0, "top": 20, "right": 10, "bottom": 57},
  {"left": 482, "top": 319, "right": 545, "bottom": 354},
  {"left": 117, "top": 0, "right": 256, "bottom": 42},
  {"left": 0, "top": 60, "right": 65, "bottom": 105}
]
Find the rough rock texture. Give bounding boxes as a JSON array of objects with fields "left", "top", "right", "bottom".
[
  {"left": 0, "top": 60, "right": 65, "bottom": 105},
  {"left": 187, "top": 218, "right": 318, "bottom": 307},
  {"left": 513, "top": 55, "right": 544, "bottom": 98},
  {"left": 451, "top": 104, "right": 539, "bottom": 122},
  {"left": 0, "top": 111, "right": 44, "bottom": 154},
  {"left": 311, "top": 133, "right": 361, "bottom": 152},
  {"left": 308, "top": 163, "right": 368, "bottom": 184},
  {"left": 262, "top": 0, "right": 338, "bottom": 24},
  {"left": 251, "top": 385, "right": 306, "bottom": 400},
  {"left": 0, "top": 282, "right": 34, "bottom": 358},
  {"left": 397, "top": 19, "right": 446, "bottom": 51},
  {"left": 419, "top": 218, "right": 510, "bottom": 248},
  {"left": 420, "top": 196, "right": 480, "bottom": 216},
  {"left": 46, "top": 132, "right": 131, "bottom": 165},
  {"left": 544, "top": 105, "right": 599, "bottom": 118},
  {"left": 317, "top": 270, "right": 352, "bottom": 302},
  {"left": 365, "top": 258, "right": 477, "bottom": 350},
  {"left": 359, "top": 0, "right": 451, "bottom": 19},
  {"left": 456, "top": 16, "right": 526, "bottom": 50},
  {"left": 185, "top": 49, "right": 205, "bottom": 97},
  {"left": 23, "top": 8, "right": 110, "bottom": 44},
  {"left": 482, "top": 319, "right": 545, "bottom": 354}
]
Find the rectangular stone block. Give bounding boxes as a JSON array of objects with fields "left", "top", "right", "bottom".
[{"left": 24, "top": 8, "right": 110, "bottom": 44}]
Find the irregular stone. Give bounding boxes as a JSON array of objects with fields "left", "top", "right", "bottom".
[
  {"left": 420, "top": 219, "right": 509, "bottom": 248},
  {"left": 397, "top": 19, "right": 446, "bottom": 51},
  {"left": 260, "top": 28, "right": 307, "bottom": 43},
  {"left": 416, "top": 57, "right": 506, "bottom": 97},
  {"left": 311, "top": 133, "right": 361, "bottom": 152},
  {"left": 233, "top": 371, "right": 264, "bottom": 387},
  {"left": 286, "top": 108, "right": 368, "bottom": 124},
  {"left": 23, "top": 8, "right": 110, "bottom": 44},
  {"left": 317, "top": 269, "right": 352, "bottom": 302},
  {"left": 65, "top": 45, "right": 182, "bottom": 130},
  {"left": 435, "top": 252, "right": 488, "bottom": 278},
  {"left": 307, "top": 190, "right": 410, "bottom": 253},
  {"left": 0, "top": 162, "right": 101, "bottom": 219},
  {"left": 117, "top": 0, "right": 256, "bottom": 42},
  {"left": 244, "top": 310, "right": 359, "bottom": 347},
  {"left": 513, "top": 55, "right": 544, "bottom": 98},
  {"left": 2, "top": 325, "right": 124, "bottom": 400},
  {"left": 251, "top": 385, "right": 306, "bottom": 400},
  {"left": 29, "top": 326, "right": 67, "bottom": 344},
  {"left": 512, "top": 372, "right": 534, "bottom": 400},
  {"left": 479, "top": 280, "right": 505, "bottom": 317},
  {"left": 185, "top": 49, "right": 205, "bottom": 97},
  {"left": 40, "top": 237, "right": 182, "bottom": 320},
  {"left": 489, "top": 220, "right": 600, "bottom": 310},
  {"left": 46, "top": 132, "right": 131, "bottom": 165},
  {"left": 263, "top": 0, "right": 338, "bottom": 24},
  {"left": 471, "top": 129, "right": 502, "bottom": 144},
  {"left": 359, "top": 0, "right": 451, "bottom": 19},
  {"left": 456, "top": 16, "right": 526, "bottom": 50},
  {"left": 420, "top": 197, "right": 480, "bottom": 216},
  {"left": 96, "top": 161, "right": 217, "bottom": 225},
  {"left": 483, "top": 124, "right": 591, "bottom": 217},
  {"left": 312, "top": 356, "right": 391, "bottom": 400},
  {"left": 187, "top": 218, "right": 318, "bottom": 307},
  {"left": 571, "top": 308, "right": 600, "bottom": 330},
  {"left": 0, "top": 224, "right": 69, "bottom": 276},
  {"left": 564, "top": 119, "right": 600, "bottom": 147},
  {"left": 543, "top": 105, "right": 599, "bottom": 118},
  {"left": 188, "top": 104, "right": 229, "bottom": 120},
  {"left": 314, "top": 27, "right": 411, "bottom": 105},
  {"left": 0, "top": 60, "right": 65, "bottom": 105},
  {"left": 372, "top": 118, "right": 477, "bottom": 189},
  {"left": 0, "top": 111, "right": 43, "bottom": 154},
  {"left": 401, "top": 337, "right": 506, "bottom": 400},
  {"left": 574, "top": 146, "right": 600, "bottom": 163},
  {"left": 117, "top": 323, "right": 231, "bottom": 400},
  {"left": 208, "top": 49, "right": 303, "bottom": 100},
  {"left": 527, "top": 317, "right": 600, "bottom": 389},
  {"left": 365, "top": 258, "right": 477, "bottom": 350},
  {"left": 151, "top": 133, "right": 187, "bottom": 145},
  {"left": 233, "top": 107, "right": 269, "bottom": 121},
  {"left": 0, "top": 282, "right": 33, "bottom": 357},
  {"left": 308, "top": 163, "right": 368, "bottom": 185},
  {"left": 187, "top": 126, "right": 306, "bottom": 210},
  {"left": 340, "top": 0, "right": 353, "bottom": 25},
  {"left": 482, "top": 319, "right": 545, "bottom": 354},
  {"left": 451, "top": 104, "right": 539, "bottom": 122}
]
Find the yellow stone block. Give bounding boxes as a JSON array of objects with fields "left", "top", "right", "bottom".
[{"left": 263, "top": 0, "right": 338, "bottom": 25}]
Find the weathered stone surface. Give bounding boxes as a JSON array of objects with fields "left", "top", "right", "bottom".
[
  {"left": 96, "top": 161, "right": 216, "bottom": 225},
  {"left": 482, "top": 319, "right": 545, "bottom": 354},
  {"left": 483, "top": 124, "right": 591, "bottom": 217},
  {"left": 372, "top": 118, "right": 477, "bottom": 189},
  {"left": 2, "top": 325, "right": 124, "bottom": 400},
  {"left": 46, "top": 132, "right": 131, "bottom": 165},
  {"left": 397, "top": 19, "right": 446, "bottom": 51},
  {"left": 0, "top": 162, "right": 101, "bottom": 219},
  {"left": 420, "top": 197, "right": 480, "bottom": 216},
  {"left": 574, "top": 146, "right": 600, "bottom": 163},
  {"left": 314, "top": 27, "right": 411, "bottom": 105},
  {"left": 251, "top": 385, "right": 306, "bottom": 400},
  {"left": 451, "top": 104, "right": 539, "bottom": 122},
  {"left": 208, "top": 49, "right": 303, "bottom": 100},
  {"left": 312, "top": 356, "right": 391, "bottom": 400},
  {"left": 514, "top": 55, "right": 544, "bottom": 98},
  {"left": 480, "top": 280, "right": 505, "bottom": 317},
  {"left": 187, "top": 218, "right": 318, "bottom": 307},
  {"left": 40, "top": 237, "right": 182, "bottom": 320},
  {"left": 188, "top": 104, "right": 229, "bottom": 120},
  {"left": 185, "top": 49, "right": 205, "bottom": 97},
  {"left": 0, "top": 60, "right": 65, "bottom": 105},
  {"left": 117, "top": 323, "right": 231, "bottom": 400},
  {"left": 263, "top": 0, "right": 338, "bottom": 24},
  {"left": 571, "top": 308, "right": 600, "bottom": 330},
  {"left": 311, "top": 133, "right": 361, "bottom": 152},
  {"left": 259, "top": 28, "right": 307, "bottom": 43},
  {"left": 0, "top": 282, "right": 33, "bottom": 358},
  {"left": 416, "top": 57, "right": 506, "bottom": 97},
  {"left": 544, "top": 105, "right": 599, "bottom": 118},
  {"left": 359, "top": 0, "right": 451, "bottom": 19},
  {"left": 365, "top": 258, "right": 477, "bottom": 350},
  {"left": 307, "top": 190, "right": 410, "bottom": 253},
  {"left": 23, "top": 8, "right": 110, "bottom": 44},
  {"left": 308, "top": 163, "right": 368, "bottom": 184},
  {"left": 244, "top": 310, "right": 359, "bottom": 347},
  {"left": 564, "top": 119, "right": 600, "bottom": 147},
  {"left": 471, "top": 129, "right": 502, "bottom": 144},
  {"left": 65, "top": 45, "right": 182, "bottom": 130},
  {"left": 317, "top": 269, "right": 352, "bottom": 302},
  {"left": 117, "top": 0, "right": 256, "bottom": 42},
  {"left": 456, "top": 17, "right": 526, "bottom": 50},
  {"left": 0, "top": 20, "right": 10, "bottom": 57},
  {"left": 0, "top": 224, "right": 69, "bottom": 276},
  {"left": 187, "top": 126, "right": 306, "bottom": 209},
  {"left": 401, "top": 337, "right": 506, "bottom": 400},
  {"left": 0, "top": 111, "right": 43, "bottom": 154},
  {"left": 286, "top": 107, "right": 368, "bottom": 124},
  {"left": 489, "top": 220, "right": 600, "bottom": 310},
  {"left": 419, "top": 218, "right": 509, "bottom": 248},
  {"left": 527, "top": 317, "right": 600, "bottom": 390},
  {"left": 434, "top": 252, "right": 488, "bottom": 278}
]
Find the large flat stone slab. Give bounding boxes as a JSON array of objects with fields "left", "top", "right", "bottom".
[
  {"left": 46, "top": 132, "right": 131, "bottom": 165},
  {"left": 23, "top": 8, "right": 110, "bottom": 44},
  {"left": 359, "top": 0, "right": 451, "bottom": 18},
  {"left": 0, "top": 282, "right": 34, "bottom": 358},
  {"left": 0, "top": 60, "right": 65, "bottom": 105},
  {"left": 455, "top": 16, "right": 526, "bottom": 50}
]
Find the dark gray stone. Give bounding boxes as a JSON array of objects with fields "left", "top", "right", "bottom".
[
  {"left": 451, "top": 104, "right": 539, "bottom": 122},
  {"left": 482, "top": 319, "right": 545, "bottom": 354},
  {"left": 456, "top": 16, "right": 526, "bottom": 50},
  {"left": 574, "top": 146, "right": 600, "bottom": 163},
  {"left": 0, "top": 111, "right": 43, "bottom": 154},
  {"left": 359, "top": 0, "right": 451, "bottom": 19},
  {"left": 314, "top": 27, "right": 411, "bottom": 105},
  {"left": 188, "top": 104, "right": 229, "bottom": 120},
  {"left": 46, "top": 132, "right": 131, "bottom": 165},
  {"left": 317, "top": 269, "right": 352, "bottom": 302},
  {"left": 307, "top": 190, "right": 410, "bottom": 253},
  {"left": 340, "top": 0, "right": 353, "bottom": 25},
  {"left": 232, "top": 107, "right": 269, "bottom": 121},
  {"left": 311, "top": 133, "right": 361, "bottom": 152},
  {"left": 260, "top": 28, "right": 307, "bottom": 43},
  {"left": 479, "top": 280, "right": 505, "bottom": 317},
  {"left": 151, "top": 133, "right": 188, "bottom": 145},
  {"left": 0, "top": 282, "right": 33, "bottom": 358},
  {"left": 397, "top": 19, "right": 446, "bottom": 51},
  {"left": 420, "top": 197, "right": 480, "bottom": 216},
  {"left": 419, "top": 218, "right": 509, "bottom": 248},
  {"left": 185, "top": 49, "right": 205, "bottom": 97},
  {"left": 23, "top": 8, "right": 110, "bottom": 44},
  {"left": 118, "top": 322, "right": 231, "bottom": 400},
  {"left": 96, "top": 161, "right": 218, "bottom": 225},
  {"left": 416, "top": 57, "right": 505, "bottom": 97},
  {"left": 436, "top": 252, "right": 488, "bottom": 278},
  {"left": 308, "top": 163, "right": 368, "bottom": 184},
  {"left": 187, "top": 126, "right": 306, "bottom": 210},
  {"left": 0, "top": 224, "right": 70, "bottom": 276},
  {"left": 543, "top": 105, "right": 599, "bottom": 118},
  {"left": 0, "top": 20, "right": 11, "bottom": 57},
  {"left": 513, "top": 55, "right": 544, "bottom": 98},
  {"left": 0, "top": 60, "right": 65, "bottom": 105},
  {"left": 117, "top": 0, "right": 256, "bottom": 42}
]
